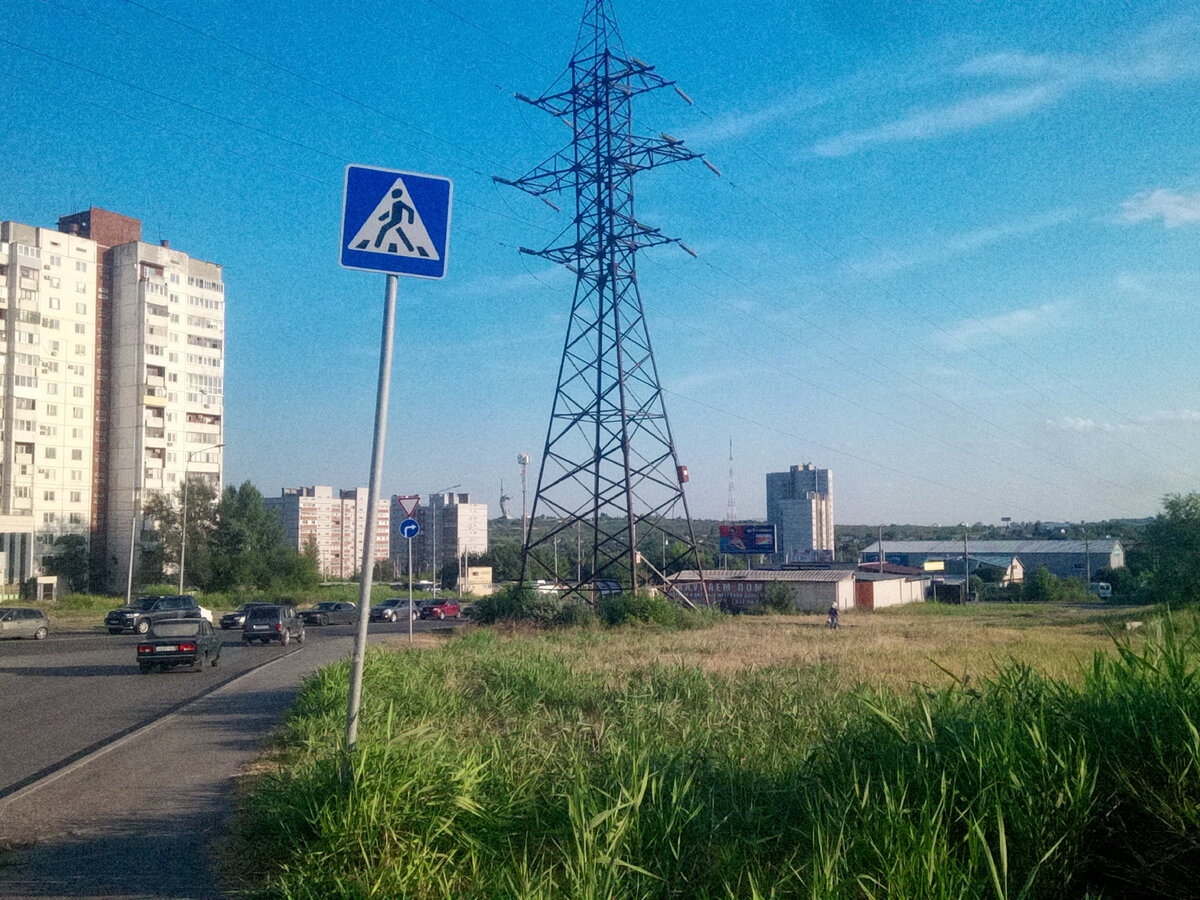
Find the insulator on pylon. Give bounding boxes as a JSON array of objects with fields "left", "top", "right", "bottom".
[
  {"left": 660, "top": 132, "right": 681, "bottom": 144},
  {"left": 515, "top": 92, "right": 534, "bottom": 104},
  {"left": 674, "top": 86, "right": 693, "bottom": 105},
  {"left": 492, "top": 175, "right": 514, "bottom": 185},
  {"left": 679, "top": 243, "right": 698, "bottom": 258},
  {"left": 703, "top": 159, "right": 722, "bottom": 177},
  {"left": 630, "top": 56, "right": 650, "bottom": 69},
  {"left": 560, "top": 116, "right": 576, "bottom": 131},
  {"left": 541, "top": 198, "right": 561, "bottom": 212}
]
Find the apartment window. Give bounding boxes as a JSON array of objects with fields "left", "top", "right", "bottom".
[
  {"left": 68, "top": 364, "right": 84, "bottom": 375},
  {"left": 14, "top": 375, "right": 36, "bottom": 387},
  {"left": 48, "top": 279, "right": 61, "bottom": 291},
  {"left": 74, "top": 323, "right": 86, "bottom": 334},
  {"left": 71, "top": 386, "right": 84, "bottom": 398},
  {"left": 14, "top": 486, "right": 29, "bottom": 498},
  {"left": 75, "top": 261, "right": 87, "bottom": 272},
  {"left": 76, "top": 303, "right": 87, "bottom": 315},
  {"left": 70, "top": 491, "right": 81, "bottom": 503},
  {"left": 45, "top": 404, "right": 57, "bottom": 416},
  {"left": 43, "top": 513, "right": 55, "bottom": 524},
  {"left": 70, "top": 470, "right": 82, "bottom": 481},
  {"left": 48, "top": 255, "right": 61, "bottom": 267},
  {"left": 70, "top": 428, "right": 84, "bottom": 439},
  {"left": 76, "top": 282, "right": 86, "bottom": 293},
  {"left": 45, "top": 447, "right": 56, "bottom": 459},
  {"left": 14, "top": 419, "right": 35, "bottom": 432},
  {"left": 71, "top": 449, "right": 83, "bottom": 461},
  {"left": 43, "top": 491, "right": 55, "bottom": 502},
  {"left": 43, "top": 318, "right": 60, "bottom": 330},
  {"left": 69, "top": 513, "right": 83, "bottom": 525},
  {"left": 39, "top": 425, "right": 57, "bottom": 437},
  {"left": 46, "top": 383, "right": 58, "bottom": 395},
  {"left": 73, "top": 407, "right": 84, "bottom": 419},
  {"left": 74, "top": 344, "right": 86, "bottom": 356},
  {"left": 14, "top": 397, "right": 35, "bottom": 410},
  {"left": 146, "top": 344, "right": 164, "bottom": 356}
]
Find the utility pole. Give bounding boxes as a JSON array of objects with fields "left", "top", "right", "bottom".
[{"left": 498, "top": 0, "right": 715, "bottom": 607}]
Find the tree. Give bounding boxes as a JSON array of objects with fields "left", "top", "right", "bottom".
[
  {"left": 142, "top": 477, "right": 220, "bottom": 590},
  {"left": 42, "top": 534, "right": 90, "bottom": 593},
  {"left": 1146, "top": 493, "right": 1200, "bottom": 605},
  {"left": 209, "top": 482, "right": 296, "bottom": 591},
  {"left": 1023, "top": 566, "right": 1060, "bottom": 603}
]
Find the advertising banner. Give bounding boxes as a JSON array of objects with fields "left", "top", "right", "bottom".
[{"left": 719, "top": 524, "right": 777, "bottom": 555}]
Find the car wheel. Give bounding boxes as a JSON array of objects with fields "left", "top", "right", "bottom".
[
  {"left": 454, "top": 610, "right": 461, "bottom": 619},
  {"left": 280, "top": 630, "right": 290, "bottom": 646},
  {"left": 319, "top": 614, "right": 328, "bottom": 626},
  {"left": 387, "top": 611, "right": 396, "bottom": 623},
  {"left": 438, "top": 610, "right": 445, "bottom": 620},
  {"left": 296, "top": 629, "right": 306, "bottom": 645},
  {"left": 32, "top": 626, "right": 49, "bottom": 640},
  {"left": 211, "top": 653, "right": 219, "bottom": 667},
  {"left": 135, "top": 619, "right": 150, "bottom": 635}
]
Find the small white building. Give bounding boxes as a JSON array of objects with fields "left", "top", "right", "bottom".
[{"left": 673, "top": 568, "right": 855, "bottom": 612}]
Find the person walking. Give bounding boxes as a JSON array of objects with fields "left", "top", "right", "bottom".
[{"left": 827, "top": 603, "right": 839, "bottom": 629}]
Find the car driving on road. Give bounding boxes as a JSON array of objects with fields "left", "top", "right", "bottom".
[
  {"left": 370, "top": 597, "right": 422, "bottom": 623},
  {"left": 242, "top": 604, "right": 305, "bottom": 646},
  {"left": 219, "top": 601, "right": 272, "bottom": 630},
  {"left": 136, "top": 618, "right": 221, "bottom": 673},
  {"left": 420, "top": 599, "right": 461, "bottom": 620},
  {"left": 298, "top": 601, "right": 357, "bottom": 626},
  {"left": 0, "top": 607, "right": 50, "bottom": 640},
  {"left": 106, "top": 595, "right": 202, "bottom": 634}
]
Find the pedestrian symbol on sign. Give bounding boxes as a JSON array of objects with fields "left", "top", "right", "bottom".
[
  {"left": 347, "top": 176, "right": 439, "bottom": 261},
  {"left": 340, "top": 165, "right": 452, "bottom": 278}
]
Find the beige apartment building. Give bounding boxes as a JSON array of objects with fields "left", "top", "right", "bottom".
[
  {"left": 0, "top": 208, "right": 225, "bottom": 591},
  {"left": 265, "top": 486, "right": 390, "bottom": 581},
  {"left": 391, "top": 492, "right": 488, "bottom": 578}
]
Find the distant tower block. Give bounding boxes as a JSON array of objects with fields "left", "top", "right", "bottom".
[
  {"left": 498, "top": 0, "right": 715, "bottom": 605},
  {"left": 766, "top": 464, "right": 834, "bottom": 564}
]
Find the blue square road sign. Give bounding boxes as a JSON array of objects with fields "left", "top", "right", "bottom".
[{"left": 340, "top": 165, "right": 453, "bottom": 278}]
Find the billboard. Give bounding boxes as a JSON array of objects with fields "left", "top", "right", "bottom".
[
  {"left": 789, "top": 549, "right": 834, "bottom": 564},
  {"left": 719, "top": 524, "right": 777, "bottom": 555}
]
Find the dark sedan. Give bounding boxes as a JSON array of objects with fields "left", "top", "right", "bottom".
[
  {"left": 298, "top": 601, "right": 357, "bottom": 626},
  {"left": 220, "top": 602, "right": 272, "bottom": 630},
  {"left": 136, "top": 618, "right": 221, "bottom": 673}
]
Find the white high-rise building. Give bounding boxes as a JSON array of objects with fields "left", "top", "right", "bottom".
[
  {"left": 104, "top": 237, "right": 224, "bottom": 586},
  {"left": 0, "top": 220, "right": 99, "bottom": 584},
  {"left": 766, "top": 463, "right": 834, "bottom": 564}
]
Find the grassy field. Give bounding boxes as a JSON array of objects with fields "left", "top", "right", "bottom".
[{"left": 232, "top": 602, "right": 1198, "bottom": 899}]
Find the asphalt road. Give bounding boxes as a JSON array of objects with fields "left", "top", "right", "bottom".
[{"left": 0, "top": 615, "right": 460, "bottom": 899}]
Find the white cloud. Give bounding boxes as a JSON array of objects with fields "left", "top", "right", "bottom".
[
  {"left": 687, "top": 91, "right": 826, "bottom": 146},
  {"left": 812, "top": 83, "right": 1063, "bottom": 157},
  {"left": 813, "top": 16, "right": 1200, "bottom": 157},
  {"left": 1120, "top": 188, "right": 1200, "bottom": 227},
  {"left": 1046, "top": 416, "right": 1141, "bottom": 434},
  {"left": 854, "top": 208, "right": 1076, "bottom": 278},
  {"left": 1138, "top": 408, "right": 1200, "bottom": 423},
  {"left": 935, "top": 302, "right": 1065, "bottom": 351}
]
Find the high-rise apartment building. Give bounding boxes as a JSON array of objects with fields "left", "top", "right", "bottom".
[
  {"left": 0, "top": 221, "right": 99, "bottom": 584},
  {"left": 391, "top": 492, "right": 487, "bottom": 577},
  {"left": 766, "top": 463, "right": 834, "bottom": 564},
  {"left": 265, "top": 486, "right": 390, "bottom": 580},
  {"left": 0, "top": 208, "right": 224, "bottom": 591}
]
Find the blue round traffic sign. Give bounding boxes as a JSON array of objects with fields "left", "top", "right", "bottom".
[{"left": 400, "top": 517, "right": 420, "bottom": 539}]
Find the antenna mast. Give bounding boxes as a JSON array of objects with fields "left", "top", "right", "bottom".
[{"left": 497, "top": 0, "right": 715, "bottom": 605}]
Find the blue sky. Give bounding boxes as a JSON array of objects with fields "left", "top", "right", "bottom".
[{"left": 2, "top": 0, "right": 1197, "bottom": 525}]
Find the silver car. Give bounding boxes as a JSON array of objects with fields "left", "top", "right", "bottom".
[{"left": 0, "top": 607, "right": 50, "bottom": 640}]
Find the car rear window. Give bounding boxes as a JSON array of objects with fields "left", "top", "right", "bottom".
[
  {"left": 152, "top": 621, "right": 202, "bottom": 637},
  {"left": 246, "top": 606, "right": 280, "bottom": 622}
]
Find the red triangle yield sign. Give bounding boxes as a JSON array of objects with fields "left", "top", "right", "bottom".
[{"left": 395, "top": 494, "right": 420, "bottom": 518}]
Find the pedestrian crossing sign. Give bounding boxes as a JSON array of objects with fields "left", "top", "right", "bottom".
[{"left": 340, "top": 165, "right": 453, "bottom": 278}]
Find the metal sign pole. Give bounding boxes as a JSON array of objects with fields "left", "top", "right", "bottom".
[
  {"left": 346, "top": 273, "right": 398, "bottom": 756},
  {"left": 408, "top": 537, "right": 414, "bottom": 645}
]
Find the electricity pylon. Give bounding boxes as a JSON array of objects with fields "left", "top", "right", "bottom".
[{"left": 496, "top": 0, "right": 714, "bottom": 606}]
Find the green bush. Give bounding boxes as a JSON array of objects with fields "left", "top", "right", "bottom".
[{"left": 595, "top": 592, "right": 679, "bottom": 626}]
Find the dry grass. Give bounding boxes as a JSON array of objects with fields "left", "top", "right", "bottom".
[{"left": 480, "top": 602, "right": 1151, "bottom": 692}]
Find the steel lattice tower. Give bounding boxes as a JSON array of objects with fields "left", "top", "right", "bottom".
[{"left": 496, "top": 0, "right": 711, "bottom": 606}]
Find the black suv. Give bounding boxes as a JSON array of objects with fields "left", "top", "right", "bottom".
[
  {"left": 242, "top": 604, "right": 305, "bottom": 646},
  {"left": 106, "top": 595, "right": 201, "bottom": 634}
]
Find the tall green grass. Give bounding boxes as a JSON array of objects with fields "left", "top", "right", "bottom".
[{"left": 234, "top": 617, "right": 1200, "bottom": 898}]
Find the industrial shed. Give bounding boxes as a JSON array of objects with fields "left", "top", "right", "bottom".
[
  {"left": 853, "top": 571, "right": 927, "bottom": 610},
  {"left": 673, "top": 569, "right": 855, "bottom": 612}
]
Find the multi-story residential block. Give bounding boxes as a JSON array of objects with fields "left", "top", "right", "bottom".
[
  {"left": 0, "top": 208, "right": 225, "bottom": 591},
  {"left": 766, "top": 463, "right": 834, "bottom": 564},
  {"left": 0, "top": 220, "right": 99, "bottom": 584},
  {"left": 392, "top": 492, "right": 487, "bottom": 578},
  {"left": 265, "top": 486, "right": 390, "bottom": 580}
]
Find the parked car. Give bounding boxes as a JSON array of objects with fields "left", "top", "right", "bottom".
[
  {"left": 136, "top": 618, "right": 221, "bottom": 673},
  {"left": 106, "top": 595, "right": 201, "bottom": 634},
  {"left": 219, "top": 602, "right": 272, "bottom": 630},
  {"left": 242, "top": 604, "right": 305, "bottom": 646},
  {"left": 298, "top": 601, "right": 357, "bottom": 626},
  {"left": 370, "top": 597, "right": 422, "bottom": 623},
  {"left": 0, "top": 606, "right": 50, "bottom": 640},
  {"left": 420, "top": 599, "right": 460, "bottom": 620}
]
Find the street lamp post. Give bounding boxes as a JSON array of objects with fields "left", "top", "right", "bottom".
[{"left": 180, "top": 442, "right": 224, "bottom": 595}]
